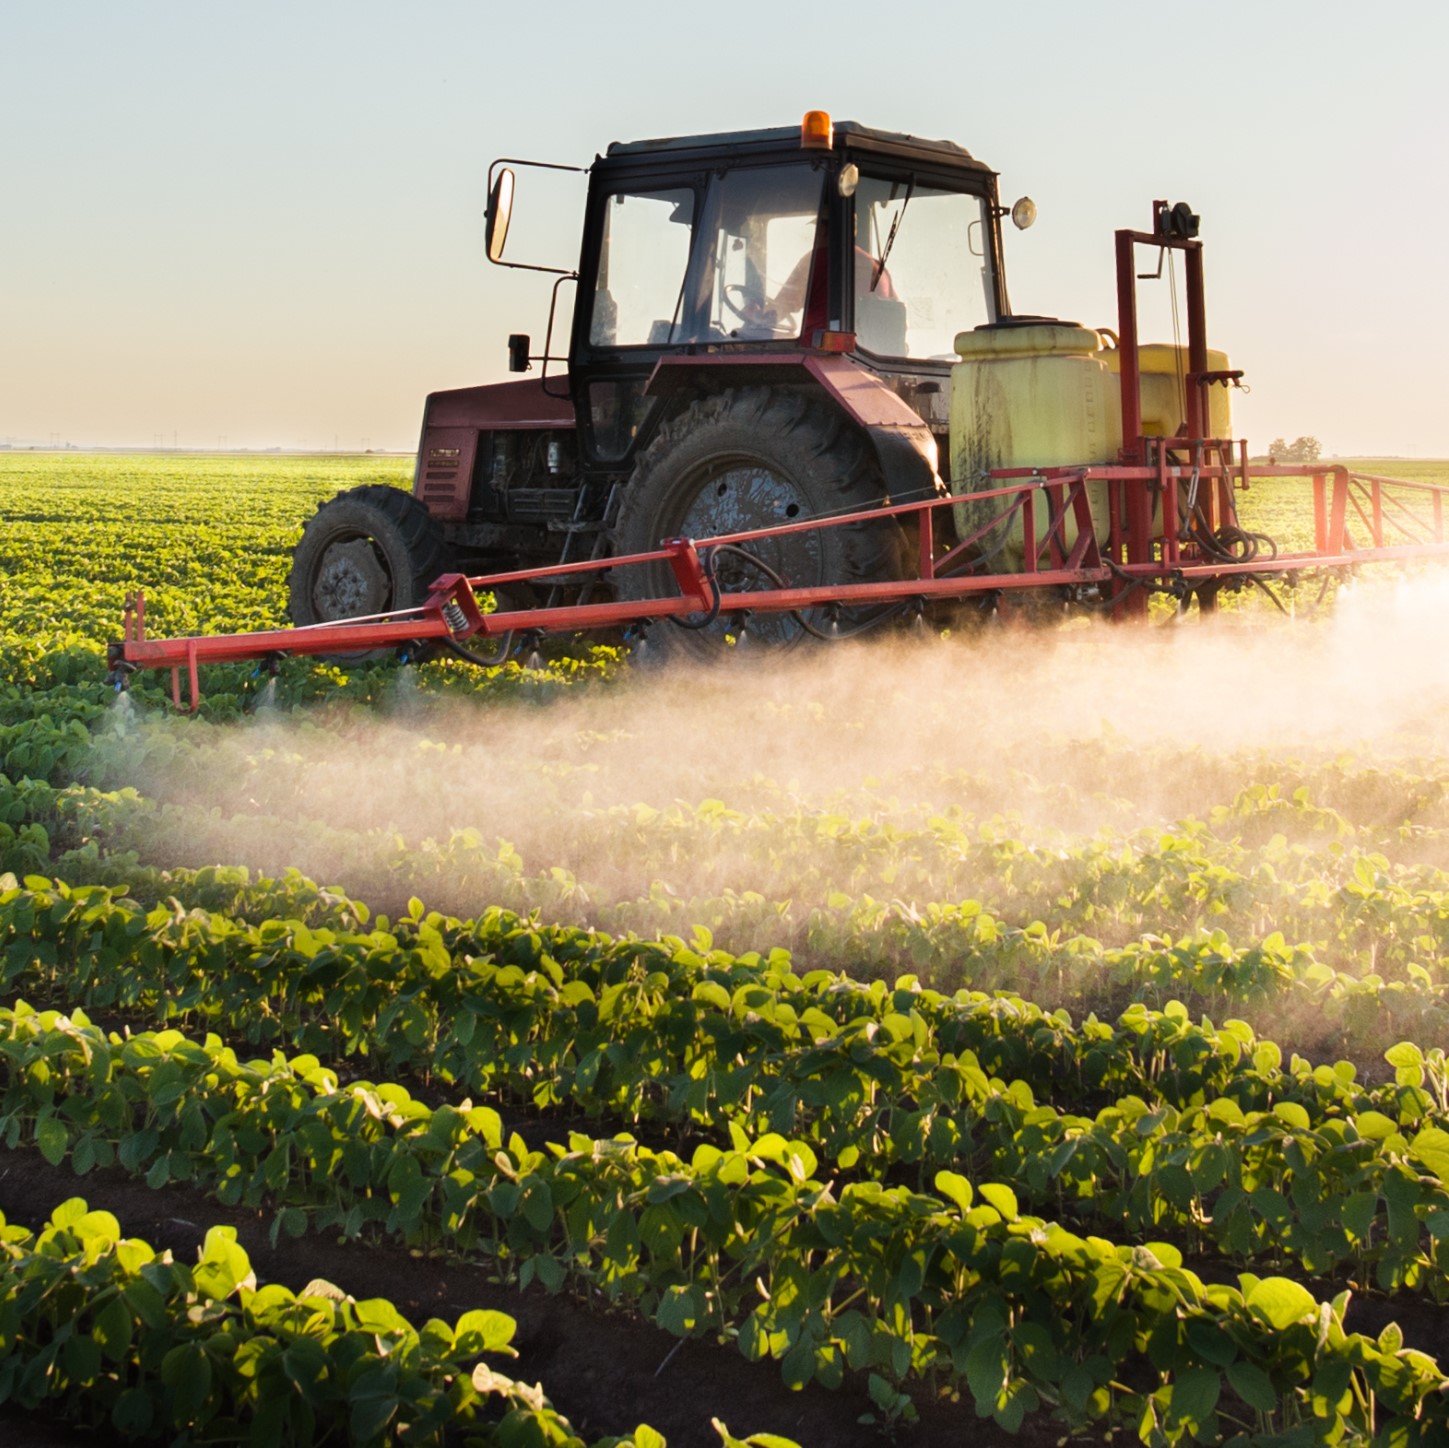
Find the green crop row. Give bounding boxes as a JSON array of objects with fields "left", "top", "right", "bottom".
[
  {"left": 5, "top": 872, "right": 1446, "bottom": 1126},
  {"left": 17, "top": 669, "right": 1449, "bottom": 980},
  {"left": 0, "top": 1195, "right": 714, "bottom": 1447},
  {"left": 4, "top": 1003, "right": 1446, "bottom": 1443},
  {"left": 12, "top": 746, "right": 1449, "bottom": 1077},
  {"left": 11, "top": 869, "right": 1449, "bottom": 1292},
  {"left": 8, "top": 866, "right": 1449, "bottom": 1300},
  {"left": 59, "top": 728, "right": 1449, "bottom": 972}
]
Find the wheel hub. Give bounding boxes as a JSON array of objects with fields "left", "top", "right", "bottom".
[
  {"left": 313, "top": 537, "right": 390, "bottom": 619},
  {"left": 677, "top": 462, "right": 820, "bottom": 642}
]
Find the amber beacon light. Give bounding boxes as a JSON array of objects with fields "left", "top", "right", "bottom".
[{"left": 800, "top": 110, "right": 833, "bottom": 149}]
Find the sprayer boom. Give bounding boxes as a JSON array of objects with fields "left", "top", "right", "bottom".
[{"left": 108, "top": 462, "right": 1449, "bottom": 712}]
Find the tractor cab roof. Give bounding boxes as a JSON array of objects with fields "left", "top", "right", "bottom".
[{"left": 599, "top": 120, "right": 996, "bottom": 179}]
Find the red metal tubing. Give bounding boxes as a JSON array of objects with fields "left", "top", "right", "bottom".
[
  {"left": 1115, "top": 230, "right": 1142, "bottom": 460},
  {"left": 1184, "top": 243, "right": 1208, "bottom": 441},
  {"left": 112, "top": 462, "right": 1449, "bottom": 711}
]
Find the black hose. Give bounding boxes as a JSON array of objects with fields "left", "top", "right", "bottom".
[
  {"left": 1245, "top": 574, "right": 1291, "bottom": 616},
  {"left": 442, "top": 632, "right": 516, "bottom": 667},
  {"left": 677, "top": 543, "right": 908, "bottom": 640}
]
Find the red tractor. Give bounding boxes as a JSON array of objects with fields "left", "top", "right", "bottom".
[{"left": 286, "top": 111, "right": 1027, "bottom": 654}]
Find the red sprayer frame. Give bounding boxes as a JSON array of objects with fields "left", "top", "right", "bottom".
[
  {"left": 107, "top": 203, "right": 1449, "bottom": 708},
  {"left": 109, "top": 460, "right": 1449, "bottom": 710}
]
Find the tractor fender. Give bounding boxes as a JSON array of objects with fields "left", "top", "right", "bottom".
[{"left": 643, "top": 353, "right": 942, "bottom": 506}]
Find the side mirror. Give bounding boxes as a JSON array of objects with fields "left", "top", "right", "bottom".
[
  {"left": 486, "top": 168, "right": 516, "bottom": 263},
  {"left": 507, "top": 333, "right": 531, "bottom": 373}
]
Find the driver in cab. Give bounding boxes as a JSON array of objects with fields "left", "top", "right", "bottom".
[{"left": 733, "top": 240, "right": 900, "bottom": 348}]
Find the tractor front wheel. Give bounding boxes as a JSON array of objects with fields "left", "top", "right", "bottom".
[
  {"left": 287, "top": 485, "right": 448, "bottom": 657},
  {"left": 611, "top": 388, "right": 903, "bottom": 658}
]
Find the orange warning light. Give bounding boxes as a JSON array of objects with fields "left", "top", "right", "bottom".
[{"left": 801, "top": 110, "right": 833, "bottom": 150}]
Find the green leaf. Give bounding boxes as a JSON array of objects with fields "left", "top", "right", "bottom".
[
  {"left": 933, "top": 1170, "right": 973, "bottom": 1214},
  {"left": 354, "top": 1298, "right": 409, "bottom": 1335},
  {"left": 1060, "top": 1364, "right": 1095, "bottom": 1412},
  {"left": 833, "top": 1310, "right": 871, "bottom": 1370},
  {"left": 92, "top": 1295, "right": 134, "bottom": 1363},
  {"left": 194, "top": 1226, "right": 254, "bottom": 1300},
  {"left": 61, "top": 1332, "right": 102, "bottom": 1385},
  {"left": 534, "top": 1252, "right": 565, "bottom": 1293},
  {"left": 1385, "top": 1042, "right": 1424, "bottom": 1070},
  {"left": 161, "top": 1342, "right": 213, "bottom": 1421},
  {"left": 1185, "top": 1319, "right": 1237, "bottom": 1368},
  {"left": 1165, "top": 1366, "right": 1220, "bottom": 1432},
  {"left": 282, "top": 1338, "right": 331, "bottom": 1396},
  {"left": 1271, "top": 1101, "right": 1310, "bottom": 1131},
  {"left": 36, "top": 1116, "right": 67, "bottom": 1167},
  {"left": 454, "top": 1309, "right": 516, "bottom": 1357},
  {"left": 1340, "top": 1189, "right": 1378, "bottom": 1242},
  {"left": 710, "top": 1426, "right": 802, "bottom": 1448},
  {"left": 1245, "top": 1276, "right": 1318, "bottom": 1330},
  {"left": 520, "top": 1178, "right": 554, "bottom": 1234},
  {"left": 348, "top": 1361, "right": 399, "bottom": 1442},
  {"left": 111, "top": 1387, "right": 154, "bottom": 1437},
  {"left": 993, "top": 1378, "right": 1035, "bottom": 1432},
  {"left": 978, "top": 1182, "right": 1018, "bottom": 1221},
  {"left": 1409, "top": 1127, "right": 1449, "bottom": 1182},
  {"left": 121, "top": 1278, "right": 168, "bottom": 1331},
  {"left": 658, "top": 1284, "right": 706, "bottom": 1338},
  {"left": 72, "top": 1135, "right": 96, "bottom": 1176},
  {"left": 1226, "top": 1360, "right": 1278, "bottom": 1412},
  {"left": 1355, "top": 1110, "right": 1399, "bottom": 1141},
  {"left": 781, "top": 1336, "right": 815, "bottom": 1391},
  {"left": 964, "top": 1335, "right": 1007, "bottom": 1410}
]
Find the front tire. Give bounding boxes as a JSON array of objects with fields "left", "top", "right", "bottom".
[
  {"left": 611, "top": 388, "right": 903, "bottom": 657},
  {"left": 288, "top": 484, "right": 447, "bottom": 659}
]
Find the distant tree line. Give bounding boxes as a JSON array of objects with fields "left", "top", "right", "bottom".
[{"left": 1268, "top": 436, "right": 1323, "bottom": 463}]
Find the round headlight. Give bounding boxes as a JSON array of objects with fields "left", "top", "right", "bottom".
[{"left": 1010, "top": 196, "right": 1037, "bottom": 231}]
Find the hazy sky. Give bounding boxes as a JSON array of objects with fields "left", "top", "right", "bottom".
[{"left": 4, "top": 1, "right": 1446, "bottom": 454}]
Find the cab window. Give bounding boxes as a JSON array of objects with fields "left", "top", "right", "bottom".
[
  {"left": 852, "top": 176, "right": 994, "bottom": 359},
  {"left": 587, "top": 165, "right": 824, "bottom": 349},
  {"left": 686, "top": 164, "right": 823, "bottom": 342},
  {"left": 590, "top": 187, "right": 695, "bottom": 348}
]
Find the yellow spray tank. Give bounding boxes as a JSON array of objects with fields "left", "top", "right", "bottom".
[{"left": 949, "top": 322, "right": 1231, "bottom": 569}]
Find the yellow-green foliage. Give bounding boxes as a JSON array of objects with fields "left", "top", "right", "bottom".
[{"left": 8, "top": 451, "right": 1449, "bottom": 1443}]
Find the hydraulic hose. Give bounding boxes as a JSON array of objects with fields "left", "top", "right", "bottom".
[{"left": 672, "top": 544, "right": 908, "bottom": 640}]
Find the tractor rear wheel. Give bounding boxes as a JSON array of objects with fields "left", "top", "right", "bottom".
[
  {"left": 287, "top": 484, "right": 448, "bottom": 659},
  {"left": 611, "top": 388, "right": 903, "bottom": 658}
]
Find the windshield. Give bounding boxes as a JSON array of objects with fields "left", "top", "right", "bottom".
[
  {"left": 852, "top": 175, "right": 994, "bottom": 359},
  {"left": 588, "top": 163, "right": 825, "bottom": 348}
]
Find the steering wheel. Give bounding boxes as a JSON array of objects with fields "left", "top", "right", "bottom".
[{"left": 721, "top": 283, "right": 771, "bottom": 326}]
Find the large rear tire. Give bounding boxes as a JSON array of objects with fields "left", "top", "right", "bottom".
[
  {"left": 287, "top": 484, "right": 448, "bottom": 660},
  {"left": 611, "top": 388, "right": 904, "bottom": 658}
]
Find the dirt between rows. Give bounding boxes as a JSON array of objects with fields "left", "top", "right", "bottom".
[{"left": 0, "top": 1145, "right": 1077, "bottom": 1448}]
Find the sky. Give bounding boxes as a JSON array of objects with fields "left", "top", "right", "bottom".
[{"left": 3, "top": 0, "right": 1447, "bottom": 456}]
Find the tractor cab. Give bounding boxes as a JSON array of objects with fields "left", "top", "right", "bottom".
[
  {"left": 288, "top": 115, "right": 1037, "bottom": 643},
  {"left": 490, "top": 114, "right": 1017, "bottom": 474}
]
